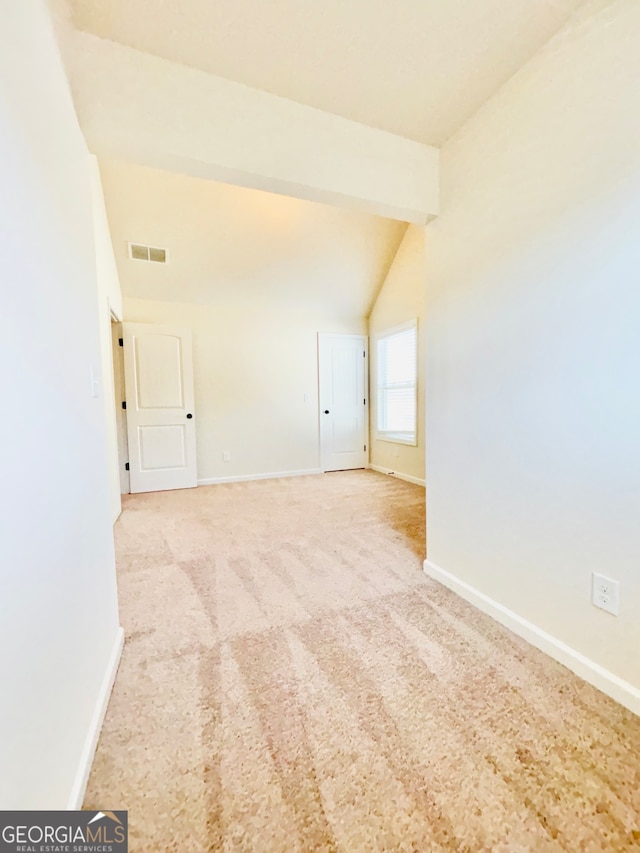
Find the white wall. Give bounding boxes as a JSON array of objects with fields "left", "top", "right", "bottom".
[
  {"left": 97, "top": 160, "right": 403, "bottom": 483},
  {"left": 369, "top": 225, "right": 426, "bottom": 485},
  {"left": 424, "top": 0, "right": 640, "bottom": 704},
  {"left": 90, "top": 156, "right": 124, "bottom": 522},
  {"left": 0, "top": 0, "right": 121, "bottom": 807},
  {"left": 124, "top": 298, "right": 365, "bottom": 482}
]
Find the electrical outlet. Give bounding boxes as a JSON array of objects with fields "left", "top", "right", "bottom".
[
  {"left": 223, "top": 451, "right": 231, "bottom": 462},
  {"left": 592, "top": 573, "right": 620, "bottom": 616}
]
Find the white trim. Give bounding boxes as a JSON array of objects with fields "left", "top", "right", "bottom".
[
  {"left": 368, "top": 463, "right": 425, "bottom": 487},
  {"left": 374, "top": 319, "right": 418, "bottom": 446},
  {"left": 67, "top": 626, "right": 125, "bottom": 809},
  {"left": 374, "top": 318, "right": 417, "bottom": 338},
  {"left": 198, "top": 468, "right": 322, "bottom": 486},
  {"left": 423, "top": 560, "right": 640, "bottom": 717},
  {"left": 108, "top": 297, "right": 122, "bottom": 324},
  {"left": 377, "top": 434, "right": 417, "bottom": 447}
]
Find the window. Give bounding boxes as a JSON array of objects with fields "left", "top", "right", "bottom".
[{"left": 375, "top": 320, "right": 417, "bottom": 445}]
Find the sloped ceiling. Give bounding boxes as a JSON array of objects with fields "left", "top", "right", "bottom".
[
  {"left": 99, "top": 158, "right": 407, "bottom": 319},
  {"left": 67, "top": 0, "right": 586, "bottom": 145}
]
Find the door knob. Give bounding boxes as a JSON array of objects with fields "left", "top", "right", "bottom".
[
  {"left": 186, "top": 413, "right": 193, "bottom": 419},
  {"left": 324, "top": 410, "right": 330, "bottom": 414}
]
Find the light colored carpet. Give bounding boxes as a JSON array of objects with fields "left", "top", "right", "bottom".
[{"left": 85, "top": 470, "right": 640, "bottom": 851}]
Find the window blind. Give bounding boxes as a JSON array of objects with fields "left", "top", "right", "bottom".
[{"left": 376, "top": 321, "right": 417, "bottom": 444}]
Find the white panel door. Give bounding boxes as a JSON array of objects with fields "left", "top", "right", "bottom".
[
  {"left": 123, "top": 323, "right": 197, "bottom": 493},
  {"left": 318, "top": 333, "right": 368, "bottom": 472}
]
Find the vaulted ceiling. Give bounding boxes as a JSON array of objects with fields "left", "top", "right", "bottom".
[
  {"left": 98, "top": 158, "right": 407, "bottom": 318},
  {"left": 61, "top": 0, "right": 589, "bottom": 318},
  {"left": 66, "top": 0, "right": 586, "bottom": 146}
]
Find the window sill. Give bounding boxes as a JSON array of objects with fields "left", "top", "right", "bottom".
[{"left": 376, "top": 434, "right": 417, "bottom": 447}]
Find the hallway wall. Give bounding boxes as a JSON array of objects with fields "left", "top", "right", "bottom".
[{"left": 0, "top": 0, "right": 121, "bottom": 807}]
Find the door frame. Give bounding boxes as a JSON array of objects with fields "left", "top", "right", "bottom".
[{"left": 111, "top": 318, "right": 130, "bottom": 495}]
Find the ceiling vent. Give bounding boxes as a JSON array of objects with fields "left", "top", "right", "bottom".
[{"left": 128, "top": 242, "right": 168, "bottom": 264}]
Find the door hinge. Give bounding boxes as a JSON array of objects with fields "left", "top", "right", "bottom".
[
  {"left": 119, "top": 338, "right": 123, "bottom": 347},
  {"left": 364, "top": 444, "right": 367, "bottom": 451},
  {"left": 125, "top": 462, "right": 130, "bottom": 471},
  {"left": 363, "top": 398, "right": 366, "bottom": 405},
  {"left": 363, "top": 350, "right": 366, "bottom": 357},
  {"left": 121, "top": 401, "right": 127, "bottom": 410}
]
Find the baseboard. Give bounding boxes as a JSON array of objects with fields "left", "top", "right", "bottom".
[
  {"left": 198, "top": 468, "right": 322, "bottom": 486},
  {"left": 368, "top": 463, "right": 425, "bottom": 488},
  {"left": 66, "top": 626, "right": 125, "bottom": 809},
  {"left": 423, "top": 559, "right": 640, "bottom": 717}
]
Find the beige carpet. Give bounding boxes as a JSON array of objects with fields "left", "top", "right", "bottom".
[{"left": 85, "top": 470, "right": 640, "bottom": 852}]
